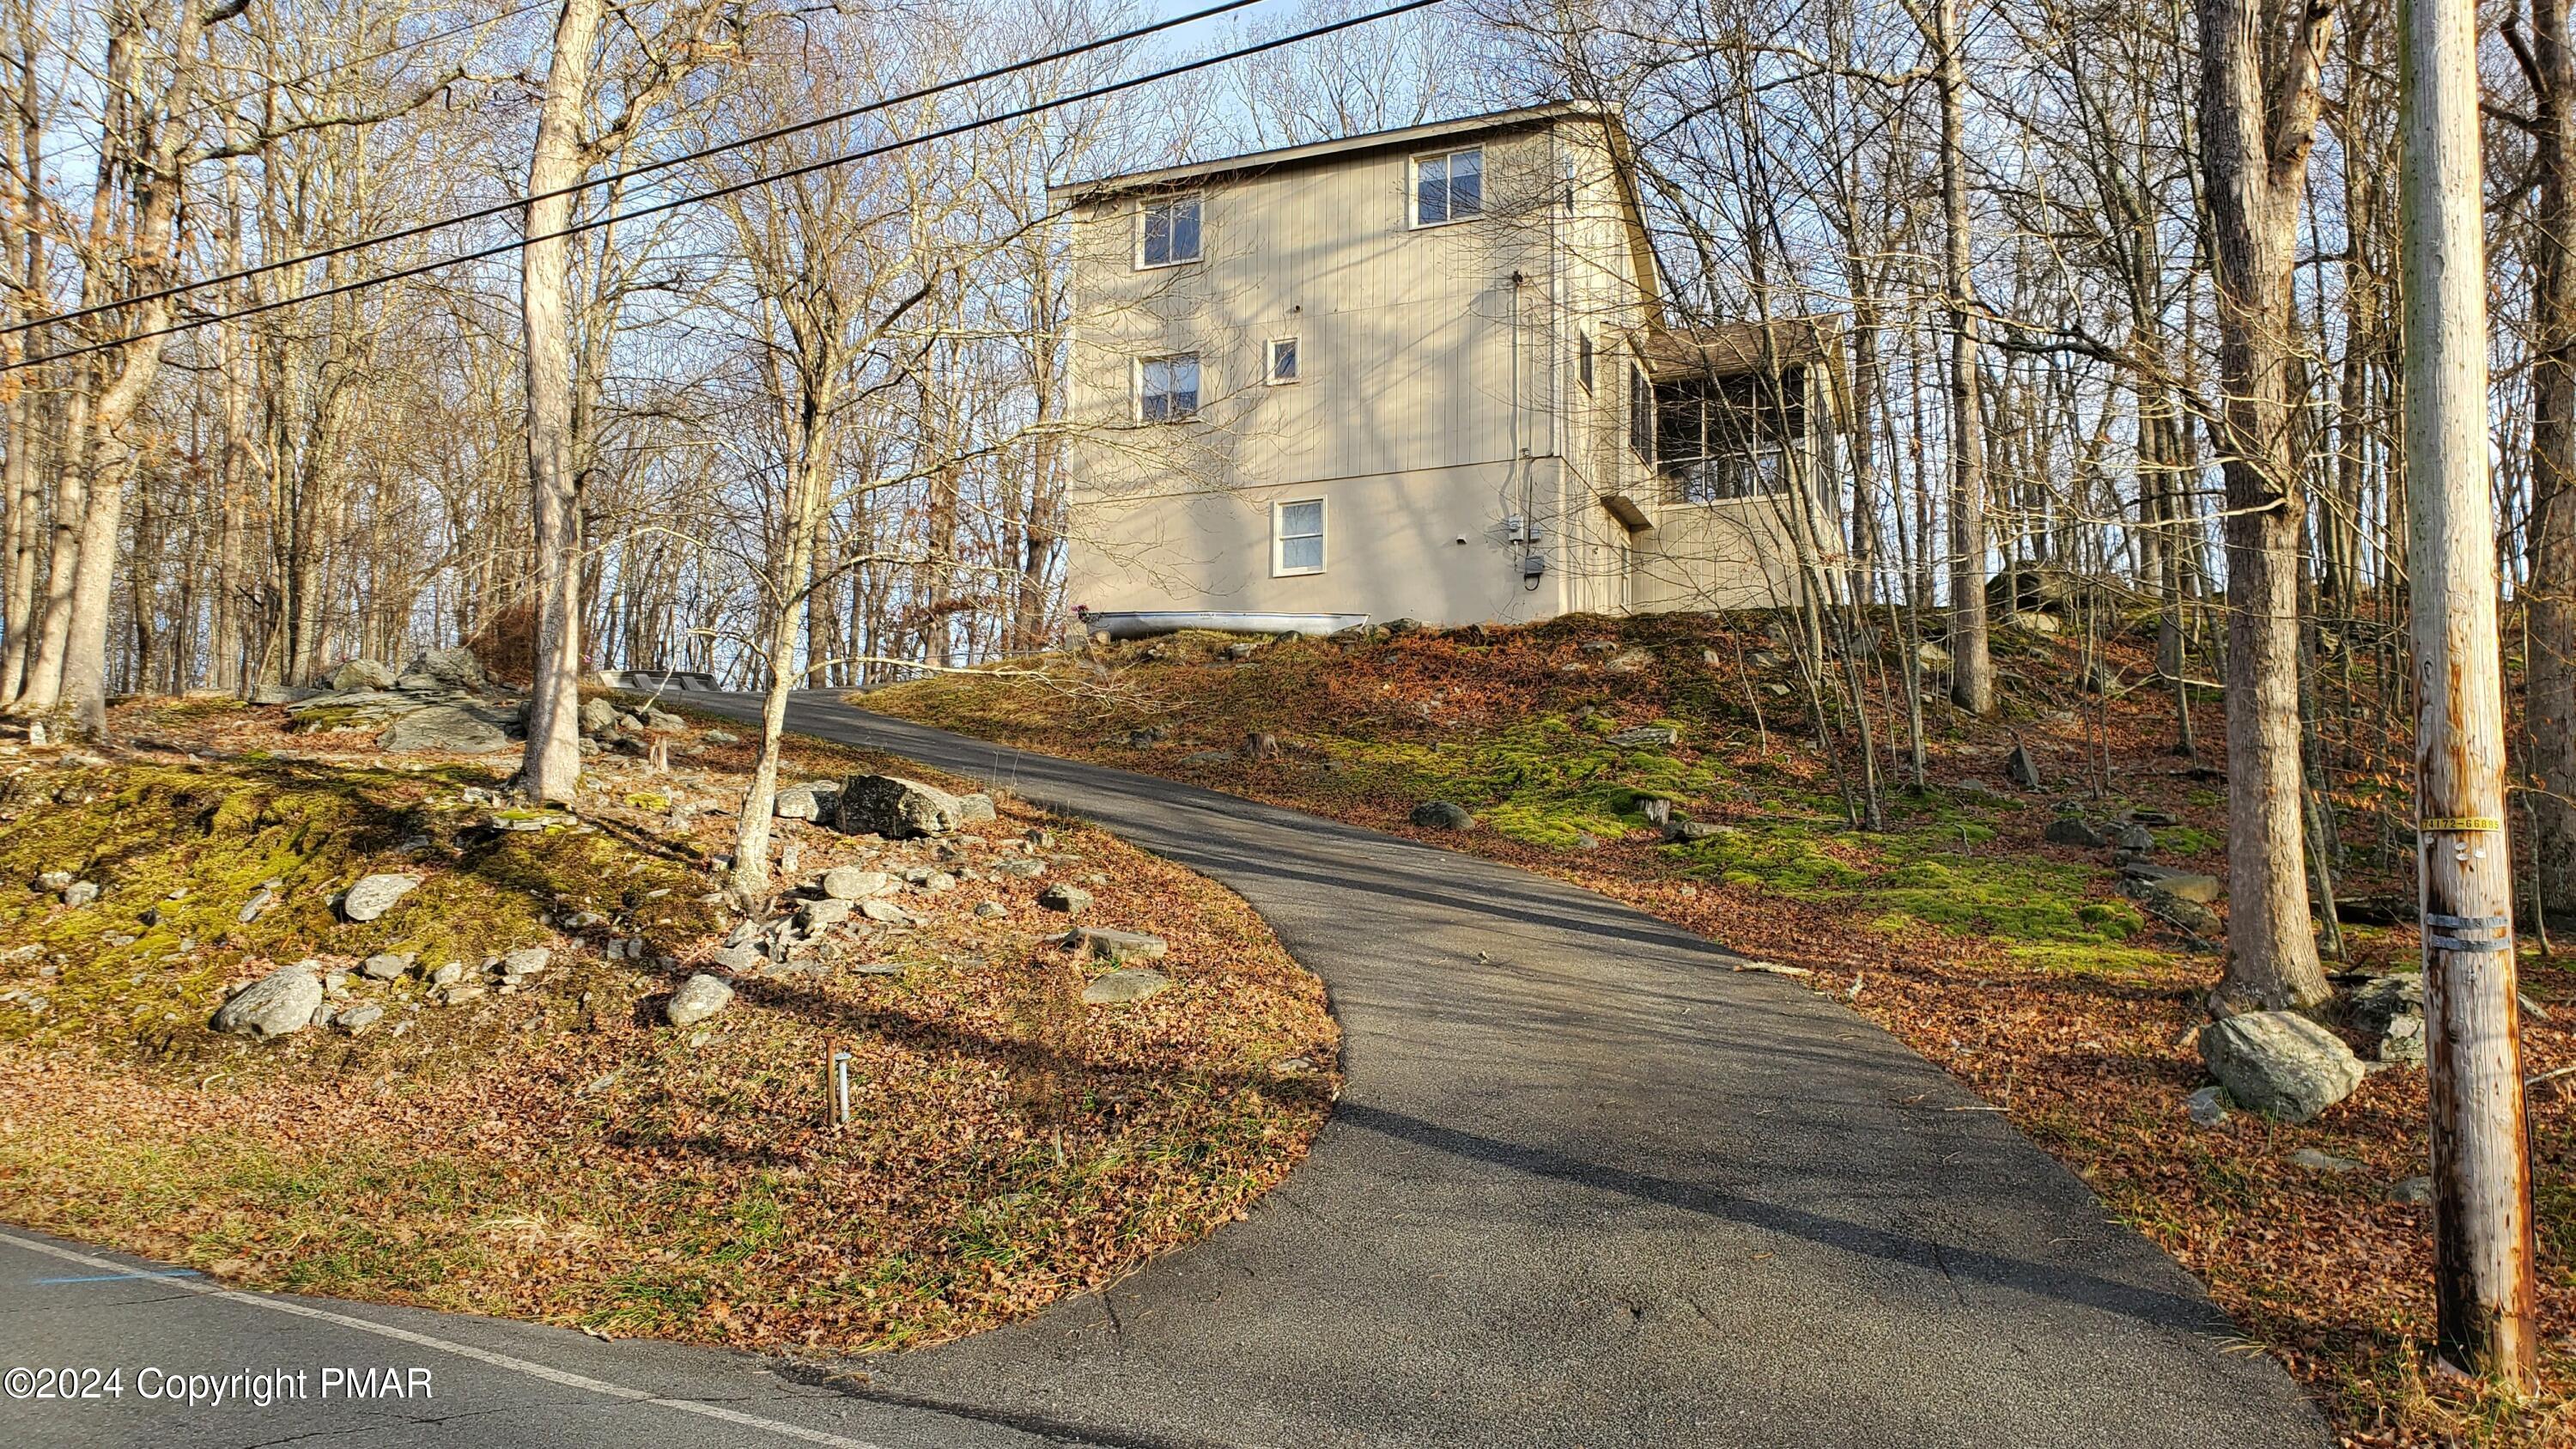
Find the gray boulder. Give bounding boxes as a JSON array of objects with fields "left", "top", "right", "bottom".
[
  {"left": 1663, "top": 820, "right": 1736, "bottom": 843},
  {"left": 212, "top": 962, "right": 325, "bottom": 1038},
  {"left": 579, "top": 697, "right": 623, "bottom": 736},
  {"left": 2005, "top": 744, "right": 2044, "bottom": 790},
  {"left": 774, "top": 782, "right": 840, "bottom": 821},
  {"left": 836, "top": 774, "right": 966, "bottom": 838},
  {"left": 1410, "top": 801, "right": 1476, "bottom": 831},
  {"left": 1068, "top": 927, "right": 1168, "bottom": 963},
  {"left": 641, "top": 707, "right": 686, "bottom": 731},
  {"left": 396, "top": 647, "right": 486, "bottom": 694},
  {"left": 818, "top": 867, "right": 892, "bottom": 900},
  {"left": 332, "top": 1002, "right": 385, "bottom": 1035},
  {"left": 250, "top": 683, "right": 319, "bottom": 706},
  {"left": 339, "top": 873, "right": 422, "bottom": 922},
  {"left": 799, "top": 898, "right": 855, "bottom": 930},
  {"left": 665, "top": 973, "right": 735, "bottom": 1027},
  {"left": 360, "top": 953, "right": 410, "bottom": 981},
  {"left": 2200, "top": 1010, "right": 2366, "bottom": 1123},
  {"left": 1082, "top": 969, "right": 1172, "bottom": 1006},
  {"left": 379, "top": 705, "right": 510, "bottom": 754},
  {"left": 2184, "top": 1085, "right": 2229, "bottom": 1127},
  {"left": 2379, "top": 1012, "right": 2427, "bottom": 1066},
  {"left": 2043, "top": 817, "right": 2108, "bottom": 848},
  {"left": 61, "top": 880, "right": 99, "bottom": 908},
  {"left": 2348, "top": 973, "right": 2425, "bottom": 1035},
  {"left": 1038, "top": 883, "right": 1093, "bottom": 914},
  {"left": 2128, "top": 880, "right": 2220, "bottom": 936},
  {"left": 330, "top": 659, "right": 397, "bottom": 692},
  {"left": 956, "top": 792, "right": 998, "bottom": 824},
  {"left": 1609, "top": 726, "right": 1680, "bottom": 748}
]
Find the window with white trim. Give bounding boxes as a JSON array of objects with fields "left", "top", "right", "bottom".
[
  {"left": 1139, "top": 353, "right": 1200, "bottom": 422},
  {"left": 1266, "top": 337, "right": 1299, "bottom": 384},
  {"left": 1139, "top": 194, "right": 1201, "bottom": 267},
  {"left": 1413, "top": 147, "right": 1483, "bottom": 226},
  {"left": 1273, "top": 497, "right": 1325, "bottom": 575}
]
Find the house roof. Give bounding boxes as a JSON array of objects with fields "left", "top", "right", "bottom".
[
  {"left": 1642, "top": 318, "right": 1840, "bottom": 381},
  {"left": 1045, "top": 101, "right": 1601, "bottom": 202}
]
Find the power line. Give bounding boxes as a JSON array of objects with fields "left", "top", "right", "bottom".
[
  {"left": 9, "top": 0, "right": 1451, "bottom": 374},
  {"left": 9, "top": 0, "right": 1273, "bottom": 341}
]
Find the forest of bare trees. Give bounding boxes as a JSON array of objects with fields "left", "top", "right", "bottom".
[{"left": 1, "top": 0, "right": 2568, "bottom": 953}]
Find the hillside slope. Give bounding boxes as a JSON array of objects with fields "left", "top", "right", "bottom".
[{"left": 871, "top": 610, "right": 2576, "bottom": 1445}]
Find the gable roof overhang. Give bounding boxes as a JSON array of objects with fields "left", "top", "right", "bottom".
[
  {"left": 1047, "top": 101, "right": 1595, "bottom": 205},
  {"left": 1642, "top": 318, "right": 1841, "bottom": 384}
]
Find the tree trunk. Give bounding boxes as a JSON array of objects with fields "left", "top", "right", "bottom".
[
  {"left": 2528, "top": 0, "right": 2576, "bottom": 914},
  {"left": 519, "top": 0, "right": 604, "bottom": 802},
  {"left": 1935, "top": 0, "right": 1994, "bottom": 714},
  {"left": 2196, "top": 0, "right": 2336, "bottom": 1010},
  {"left": 2404, "top": 0, "right": 2538, "bottom": 1385}
]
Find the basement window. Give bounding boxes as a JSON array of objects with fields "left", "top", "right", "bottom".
[
  {"left": 1413, "top": 148, "right": 1483, "bottom": 226},
  {"left": 1139, "top": 353, "right": 1200, "bottom": 422},
  {"left": 1273, "top": 497, "right": 1326, "bottom": 575},
  {"left": 1139, "top": 193, "right": 1202, "bottom": 268}
]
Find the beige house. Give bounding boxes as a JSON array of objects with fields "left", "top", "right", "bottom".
[{"left": 1052, "top": 103, "right": 1844, "bottom": 634}]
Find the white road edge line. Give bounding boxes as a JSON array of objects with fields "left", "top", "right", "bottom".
[{"left": 0, "top": 1230, "right": 890, "bottom": 1449}]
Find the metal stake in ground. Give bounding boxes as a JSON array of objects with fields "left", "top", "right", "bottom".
[{"left": 2401, "top": 0, "right": 2539, "bottom": 1387}]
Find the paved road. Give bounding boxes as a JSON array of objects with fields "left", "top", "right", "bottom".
[{"left": 2, "top": 694, "right": 2328, "bottom": 1448}]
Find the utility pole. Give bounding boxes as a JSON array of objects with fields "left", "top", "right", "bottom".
[{"left": 2401, "top": 0, "right": 2538, "bottom": 1389}]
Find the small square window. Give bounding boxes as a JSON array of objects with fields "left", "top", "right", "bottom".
[
  {"left": 1273, "top": 497, "right": 1325, "bottom": 575},
  {"left": 1267, "top": 337, "right": 1299, "bottom": 384},
  {"left": 1139, "top": 194, "right": 1201, "bottom": 267},
  {"left": 1414, "top": 148, "right": 1483, "bottom": 226},
  {"left": 1139, "top": 353, "right": 1200, "bottom": 422}
]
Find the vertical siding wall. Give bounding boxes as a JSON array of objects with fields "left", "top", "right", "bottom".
[{"left": 1060, "top": 120, "right": 1649, "bottom": 627}]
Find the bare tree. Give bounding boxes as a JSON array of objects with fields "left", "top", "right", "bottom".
[{"left": 2196, "top": 0, "right": 2336, "bottom": 1011}]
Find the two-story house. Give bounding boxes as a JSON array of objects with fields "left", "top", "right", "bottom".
[{"left": 1052, "top": 102, "right": 1843, "bottom": 636}]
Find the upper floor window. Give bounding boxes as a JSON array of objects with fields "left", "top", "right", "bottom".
[
  {"left": 1578, "top": 332, "right": 1594, "bottom": 393},
  {"left": 1267, "top": 337, "right": 1299, "bottom": 384},
  {"left": 1413, "top": 148, "right": 1483, "bottom": 226},
  {"left": 1139, "top": 353, "right": 1200, "bottom": 421},
  {"left": 1139, "top": 194, "right": 1201, "bottom": 267}
]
